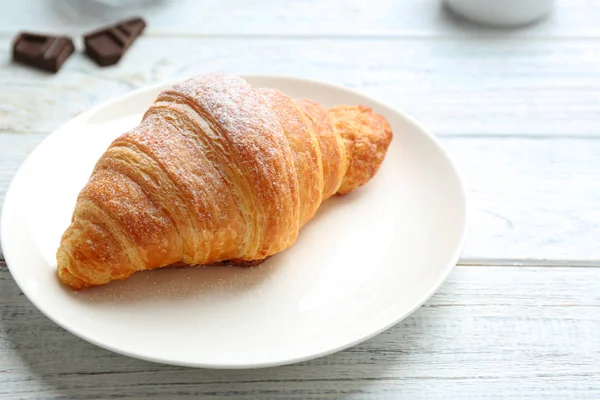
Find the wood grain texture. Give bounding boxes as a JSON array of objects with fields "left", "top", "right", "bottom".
[
  {"left": 3, "top": 134, "right": 600, "bottom": 261},
  {"left": 0, "top": 263, "right": 598, "bottom": 399},
  {"left": 2, "top": 36, "right": 600, "bottom": 137},
  {"left": 1, "top": 0, "right": 600, "bottom": 38}
]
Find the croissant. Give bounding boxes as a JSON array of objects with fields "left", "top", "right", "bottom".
[{"left": 57, "top": 73, "right": 393, "bottom": 290}]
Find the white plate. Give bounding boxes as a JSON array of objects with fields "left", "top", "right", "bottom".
[{"left": 1, "top": 75, "right": 467, "bottom": 368}]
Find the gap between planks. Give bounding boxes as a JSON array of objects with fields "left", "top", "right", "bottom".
[
  {"left": 458, "top": 258, "right": 600, "bottom": 268},
  {"left": 5, "top": 31, "right": 600, "bottom": 41}
]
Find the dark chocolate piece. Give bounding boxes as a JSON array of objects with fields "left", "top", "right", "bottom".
[
  {"left": 84, "top": 17, "right": 146, "bottom": 66},
  {"left": 12, "top": 32, "right": 75, "bottom": 73}
]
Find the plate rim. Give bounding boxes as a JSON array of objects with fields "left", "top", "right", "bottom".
[{"left": 1, "top": 74, "right": 468, "bottom": 369}]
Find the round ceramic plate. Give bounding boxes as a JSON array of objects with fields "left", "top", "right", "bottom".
[{"left": 1, "top": 75, "right": 467, "bottom": 368}]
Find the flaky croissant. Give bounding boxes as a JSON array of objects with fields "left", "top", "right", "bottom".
[{"left": 57, "top": 73, "right": 393, "bottom": 290}]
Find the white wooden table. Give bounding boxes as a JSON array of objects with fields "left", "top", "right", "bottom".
[{"left": 1, "top": 1, "right": 599, "bottom": 398}]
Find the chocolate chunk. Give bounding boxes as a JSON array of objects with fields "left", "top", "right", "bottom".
[
  {"left": 12, "top": 32, "right": 75, "bottom": 73},
  {"left": 84, "top": 17, "right": 146, "bottom": 66}
]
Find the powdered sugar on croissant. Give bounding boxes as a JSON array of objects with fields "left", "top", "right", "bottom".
[{"left": 57, "top": 73, "right": 393, "bottom": 290}]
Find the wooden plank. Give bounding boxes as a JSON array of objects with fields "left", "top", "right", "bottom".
[
  {"left": 2, "top": 134, "right": 600, "bottom": 261},
  {"left": 0, "top": 264, "right": 598, "bottom": 399},
  {"left": 446, "top": 136, "right": 600, "bottom": 261},
  {"left": 2, "top": 36, "right": 600, "bottom": 137},
  {"left": 1, "top": 0, "right": 600, "bottom": 38}
]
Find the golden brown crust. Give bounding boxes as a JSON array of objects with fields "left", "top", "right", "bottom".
[
  {"left": 258, "top": 89, "right": 323, "bottom": 226},
  {"left": 328, "top": 105, "right": 393, "bottom": 195},
  {"left": 57, "top": 73, "right": 393, "bottom": 290},
  {"left": 295, "top": 99, "right": 347, "bottom": 200}
]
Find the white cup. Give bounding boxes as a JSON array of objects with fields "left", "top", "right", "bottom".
[{"left": 444, "top": 0, "right": 555, "bottom": 26}]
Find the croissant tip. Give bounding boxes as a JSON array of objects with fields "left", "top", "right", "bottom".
[{"left": 57, "top": 247, "right": 96, "bottom": 290}]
